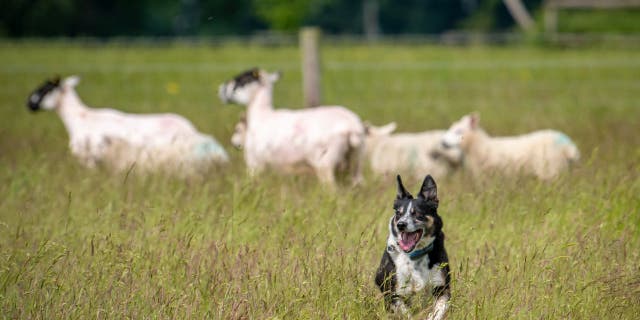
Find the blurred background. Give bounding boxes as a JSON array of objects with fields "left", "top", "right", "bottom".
[
  {"left": 2, "top": 0, "right": 640, "bottom": 41},
  {"left": 1, "top": 1, "right": 640, "bottom": 319}
]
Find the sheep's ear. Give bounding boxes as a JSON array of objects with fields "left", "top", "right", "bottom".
[
  {"left": 365, "top": 122, "right": 396, "bottom": 136},
  {"left": 469, "top": 112, "right": 480, "bottom": 129},
  {"left": 62, "top": 76, "right": 81, "bottom": 89},
  {"left": 378, "top": 122, "right": 397, "bottom": 135},
  {"left": 418, "top": 175, "right": 438, "bottom": 205},
  {"left": 396, "top": 175, "right": 413, "bottom": 200},
  {"left": 267, "top": 71, "right": 281, "bottom": 83}
]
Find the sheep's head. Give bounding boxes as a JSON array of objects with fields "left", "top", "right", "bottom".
[
  {"left": 442, "top": 113, "right": 479, "bottom": 149},
  {"left": 218, "top": 68, "right": 281, "bottom": 105},
  {"left": 27, "top": 76, "right": 80, "bottom": 112},
  {"left": 230, "top": 114, "right": 247, "bottom": 150}
]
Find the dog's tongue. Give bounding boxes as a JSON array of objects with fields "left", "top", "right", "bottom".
[{"left": 399, "top": 231, "right": 421, "bottom": 252}]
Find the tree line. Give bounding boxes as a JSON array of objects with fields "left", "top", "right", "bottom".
[{"left": 0, "top": 0, "right": 543, "bottom": 37}]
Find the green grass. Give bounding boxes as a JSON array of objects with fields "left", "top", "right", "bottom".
[{"left": 1, "top": 42, "right": 639, "bottom": 318}]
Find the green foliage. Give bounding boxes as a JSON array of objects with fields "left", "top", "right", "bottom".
[
  {"left": 377, "top": 0, "right": 470, "bottom": 34},
  {"left": 461, "top": 0, "right": 544, "bottom": 31},
  {"left": 0, "top": 0, "right": 537, "bottom": 37},
  {"left": 4, "top": 0, "right": 640, "bottom": 37},
  {"left": 0, "top": 43, "right": 639, "bottom": 318},
  {"left": 198, "top": 0, "right": 266, "bottom": 35},
  {"left": 252, "top": 0, "right": 313, "bottom": 31},
  {"left": 558, "top": 9, "right": 640, "bottom": 34}
]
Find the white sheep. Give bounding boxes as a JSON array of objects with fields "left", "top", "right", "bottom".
[
  {"left": 230, "top": 118, "right": 463, "bottom": 181},
  {"left": 441, "top": 113, "right": 580, "bottom": 180},
  {"left": 95, "top": 132, "right": 228, "bottom": 175},
  {"left": 27, "top": 76, "right": 229, "bottom": 175},
  {"left": 218, "top": 68, "right": 365, "bottom": 186},
  {"left": 364, "top": 122, "right": 463, "bottom": 180},
  {"left": 228, "top": 113, "right": 322, "bottom": 175}
]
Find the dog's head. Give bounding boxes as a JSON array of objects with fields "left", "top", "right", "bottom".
[{"left": 391, "top": 174, "right": 442, "bottom": 253}]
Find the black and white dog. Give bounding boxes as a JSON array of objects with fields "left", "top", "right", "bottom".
[{"left": 375, "top": 175, "right": 450, "bottom": 319}]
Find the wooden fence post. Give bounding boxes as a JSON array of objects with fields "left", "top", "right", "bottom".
[{"left": 300, "top": 27, "right": 322, "bottom": 108}]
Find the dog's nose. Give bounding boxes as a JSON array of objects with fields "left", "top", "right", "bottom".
[{"left": 397, "top": 221, "right": 407, "bottom": 231}]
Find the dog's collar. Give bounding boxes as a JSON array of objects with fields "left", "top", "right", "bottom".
[{"left": 408, "top": 241, "right": 434, "bottom": 261}]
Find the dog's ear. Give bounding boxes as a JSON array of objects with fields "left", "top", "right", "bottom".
[
  {"left": 396, "top": 175, "right": 413, "bottom": 199},
  {"left": 418, "top": 175, "right": 438, "bottom": 205}
]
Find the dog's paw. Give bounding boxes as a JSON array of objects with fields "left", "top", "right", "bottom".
[{"left": 391, "top": 301, "right": 410, "bottom": 317}]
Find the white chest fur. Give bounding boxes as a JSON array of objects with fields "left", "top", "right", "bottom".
[{"left": 387, "top": 240, "right": 445, "bottom": 296}]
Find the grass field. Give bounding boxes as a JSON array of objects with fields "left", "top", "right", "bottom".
[{"left": 1, "top": 41, "right": 639, "bottom": 319}]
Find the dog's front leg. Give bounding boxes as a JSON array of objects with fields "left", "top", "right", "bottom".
[
  {"left": 426, "top": 295, "right": 449, "bottom": 320},
  {"left": 426, "top": 262, "right": 450, "bottom": 320},
  {"left": 390, "top": 295, "right": 410, "bottom": 316}
]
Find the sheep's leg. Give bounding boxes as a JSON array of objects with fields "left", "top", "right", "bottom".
[
  {"left": 246, "top": 164, "right": 265, "bottom": 177},
  {"left": 69, "top": 139, "right": 97, "bottom": 168},
  {"left": 315, "top": 166, "right": 337, "bottom": 188},
  {"left": 244, "top": 151, "right": 265, "bottom": 177},
  {"left": 312, "top": 141, "right": 349, "bottom": 188},
  {"left": 348, "top": 145, "right": 364, "bottom": 186}
]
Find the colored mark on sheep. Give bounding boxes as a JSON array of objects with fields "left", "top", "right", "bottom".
[
  {"left": 555, "top": 133, "right": 572, "bottom": 146},
  {"left": 194, "top": 139, "right": 228, "bottom": 160}
]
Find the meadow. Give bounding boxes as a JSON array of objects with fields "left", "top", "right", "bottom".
[{"left": 0, "top": 41, "right": 639, "bottom": 319}]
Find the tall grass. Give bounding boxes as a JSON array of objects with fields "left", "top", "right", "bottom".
[{"left": 0, "top": 42, "right": 638, "bottom": 318}]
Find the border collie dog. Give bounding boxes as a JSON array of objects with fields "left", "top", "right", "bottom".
[{"left": 375, "top": 175, "right": 450, "bottom": 319}]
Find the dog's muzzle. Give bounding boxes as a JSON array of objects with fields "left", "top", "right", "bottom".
[{"left": 397, "top": 228, "right": 424, "bottom": 253}]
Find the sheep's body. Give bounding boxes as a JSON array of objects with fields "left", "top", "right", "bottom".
[
  {"left": 28, "top": 76, "right": 228, "bottom": 174},
  {"left": 231, "top": 118, "right": 462, "bottom": 181},
  {"left": 442, "top": 114, "right": 579, "bottom": 180},
  {"left": 230, "top": 115, "right": 348, "bottom": 175},
  {"left": 463, "top": 129, "right": 579, "bottom": 180},
  {"left": 219, "top": 69, "right": 365, "bottom": 186},
  {"left": 364, "top": 124, "right": 462, "bottom": 180},
  {"left": 98, "top": 133, "right": 227, "bottom": 175},
  {"left": 243, "top": 105, "right": 364, "bottom": 176}
]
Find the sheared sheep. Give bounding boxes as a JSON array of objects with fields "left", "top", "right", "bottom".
[
  {"left": 364, "top": 122, "right": 463, "bottom": 180},
  {"left": 231, "top": 119, "right": 463, "bottom": 181},
  {"left": 441, "top": 113, "right": 580, "bottom": 180},
  {"left": 27, "top": 76, "right": 228, "bottom": 175},
  {"left": 218, "top": 68, "right": 365, "bottom": 186}
]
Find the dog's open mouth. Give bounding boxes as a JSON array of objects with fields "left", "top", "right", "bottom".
[{"left": 398, "top": 229, "right": 423, "bottom": 252}]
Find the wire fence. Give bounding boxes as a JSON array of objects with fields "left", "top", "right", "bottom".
[{"left": 4, "top": 31, "right": 640, "bottom": 48}]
